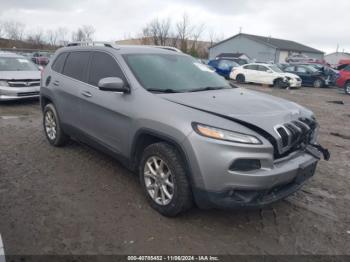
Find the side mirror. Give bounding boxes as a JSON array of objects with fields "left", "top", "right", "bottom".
[
  {"left": 38, "top": 65, "right": 44, "bottom": 71},
  {"left": 98, "top": 77, "right": 130, "bottom": 93}
]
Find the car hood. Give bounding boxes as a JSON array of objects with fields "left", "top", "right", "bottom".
[
  {"left": 0, "top": 71, "right": 41, "bottom": 80},
  {"left": 159, "top": 88, "right": 313, "bottom": 138}
]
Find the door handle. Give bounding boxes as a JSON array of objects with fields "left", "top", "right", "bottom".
[
  {"left": 82, "top": 91, "right": 92, "bottom": 98},
  {"left": 53, "top": 80, "right": 59, "bottom": 86}
]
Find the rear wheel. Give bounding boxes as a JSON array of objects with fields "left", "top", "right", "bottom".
[
  {"left": 313, "top": 78, "right": 324, "bottom": 88},
  {"left": 139, "top": 142, "right": 193, "bottom": 217},
  {"left": 345, "top": 81, "right": 350, "bottom": 95},
  {"left": 236, "top": 74, "right": 245, "bottom": 84},
  {"left": 43, "top": 103, "right": 69, "bottom": 146}
]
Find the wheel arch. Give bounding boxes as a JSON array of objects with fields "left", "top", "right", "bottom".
[
  {"left": 130, "top": 129, "right": 194, "bottom": 185},
  {"left": 40, "top": 95, "right": 54, "bottom": 112}
]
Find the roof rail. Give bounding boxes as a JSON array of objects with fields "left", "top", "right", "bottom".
[{"left": 66, "top": 41, "right": 120, "bottom": 49}]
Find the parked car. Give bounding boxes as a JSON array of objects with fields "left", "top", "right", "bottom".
[
  {"left": 208, "top": 58, "right": 240, "bottom": 79},
  {"left": 31, "top": 52, "right": 50, "bottom": 65},
  {"left": 0, "top": 52, "right": 41, "bottom": 101},
  {"left": 230, "top": 63, "right": 302, "bottom": 88},
  {"left": 336, "top": 65, "right": 350, "bottom": 95},
  {"left": 283, "top": 64, "right": 329, "bottom": 88},
  {"left": 41, "top": 43, "right": 329, "bottom": 216},
  {"left": 285, "top": 54, "right": 310, "bottom": 63},
  {"left": 299, "top": 63, "right": 340, "bottom": 86}
]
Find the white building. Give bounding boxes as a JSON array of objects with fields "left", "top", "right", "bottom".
[{"left": 325, "top": 52, "right": 350, "bottom": 66}]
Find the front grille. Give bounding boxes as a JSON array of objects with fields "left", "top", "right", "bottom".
[
  {"left": 17, "top": 91, "right": 40, "bottom": 97},
  {"left": 8, "top": 79, "right": 40, "bottom": 88},
  {"left": 274, "top": 118, "right": 316, "bottom": 156}
]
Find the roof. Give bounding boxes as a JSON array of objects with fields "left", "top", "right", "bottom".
[{"left": 210, "top": 33, "right": 324, "bottom": 54}]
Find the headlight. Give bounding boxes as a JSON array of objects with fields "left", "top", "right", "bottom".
[
  {"left": 192, "top": 123, "right": 262, "bottom": 144},
  {"left": 0, "top": 80, "right": 9, "bottom": 87}
]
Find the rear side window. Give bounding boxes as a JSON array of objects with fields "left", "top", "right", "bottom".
[
  {"left": 62, "top": 52, "right": 90, "bottom": 82},
  {"left": 258, "top": 65, "right": 268, "bottom": 72},
  {"left": 52, "top": 53, "right": 68, "bottom": 73},
  {"left": 285, "top": 66, "right": 295, "bottom": 72},
  {"left": 244, "top": 65, "right": 258, "bottom": 70},
  {"left": 88, "top": 52, "right": 125, "bottom": 86},
  {"left": 296, "top": 66, "right": 307, "bottom": 73}
]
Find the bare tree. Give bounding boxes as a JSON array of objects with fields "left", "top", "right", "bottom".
[
  {"left": 56, "top": 27, "right": 69, "bottom": 46},
  {"left": 141, "top": 18, "right": 171, "bottom": 46},
  {"left": 208, "top": 28, "right": 216, "bottom": 47},
  {"left": 46, "top": 29, "right": 58, "bottom": 46},
  {"left": 176, "top": 13, "right": 193, "bottom": 52},
  {"left": 3, "top": 21, "right": 25, "bottom": 40},
  {"left": 72, "top": 25, "right": 95, "bottom": 42},
  {"left": 27, "top": 29, "right": 46, "bottom": 46},
  {"left": 190, "top": 23, "right": 205, "bottom": 56},
  {"left": 0, "top": 21, "right": 4, "bottom": 38},
  {"left": 82, "top": 25, "right": 95, "bottom": 41}
]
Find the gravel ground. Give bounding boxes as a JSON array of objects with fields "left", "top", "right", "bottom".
[{"left": 0, "top": 85, "right": 349, "bottom": 255}]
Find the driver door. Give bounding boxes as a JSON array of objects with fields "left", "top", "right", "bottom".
[{"left": 78, "top": 51, "right": 132, "bottom": 156}]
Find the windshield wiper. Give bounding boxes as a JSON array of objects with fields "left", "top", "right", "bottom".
[
  {"left": 147, "top": 88, "right": 181, "bottom": 93},
  {"left": 188, "top": 86, "right": 227, "bottom": 92}
]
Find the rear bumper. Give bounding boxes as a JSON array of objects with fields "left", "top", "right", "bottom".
[
  {"left": 0, "top": 86, "right": 40, "bottom": 101},
  {"left": 194, "top": 159, "right": 317, "bottom": 209}
]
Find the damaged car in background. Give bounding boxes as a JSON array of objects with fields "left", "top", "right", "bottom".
[{"left": 40, "top": 43, "right": 330, "bottom": 216}]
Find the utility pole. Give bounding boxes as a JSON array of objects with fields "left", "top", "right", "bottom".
[{"left": 239, "top": 27, "right": 242, "bottom": 34}]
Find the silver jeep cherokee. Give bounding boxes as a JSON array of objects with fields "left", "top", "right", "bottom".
[{"left": 40, "top": 42, "right": 330, "bottom": 216}]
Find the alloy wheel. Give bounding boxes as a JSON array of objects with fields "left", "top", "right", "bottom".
[
  {"left": 144, "top": 156, "right": 174, "bottom": 206},
  {"left": 346, "top": 83, "right": 350, "bottom": 95},
  {"left": 45, "top": 110, "right": 57, "bottom": 140}
]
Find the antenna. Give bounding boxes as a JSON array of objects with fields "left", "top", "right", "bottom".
[{"left": 239, "top": 27, "right": 242, "bottom": 34}]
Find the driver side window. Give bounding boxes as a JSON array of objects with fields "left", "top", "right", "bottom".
[
  {"left": 296, "top": 67, "right": 307, "bottom": 73},
  {"left": 88, "top": 52, "right": 126, "bottom": 87}
]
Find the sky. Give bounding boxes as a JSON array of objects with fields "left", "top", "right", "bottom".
[{"left": 0, "top": 0, "right": 349, "bottom": 54}]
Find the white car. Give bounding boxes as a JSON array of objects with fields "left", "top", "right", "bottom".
[
  {"left": 230, "top": 63, "right": 302, "bottom": 88},
  {"left": 0, "top": 52, "right": 41, "bottom": 101}
]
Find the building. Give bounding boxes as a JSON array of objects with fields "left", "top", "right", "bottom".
[
  {"left": 324, "top": 52, "right": 350, "bottom": 66},
  {"left": 209, "top": 33, "right": 324, "bottom": 63}
]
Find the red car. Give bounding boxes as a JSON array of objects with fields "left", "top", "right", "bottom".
[{"left": 336, "top": 65, "right": 350, "bottom": 95}]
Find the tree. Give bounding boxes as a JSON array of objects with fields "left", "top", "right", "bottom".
[
  {"left": 46, "top": 29, "right": 58, "bottom": 46},
  {"left": 56, "top": 27, "right": 69, "bottom": 46},
  {"left": 176, "top": 13, "right": 193, "bottom": 52},
  {"left": 27, "top": 29, "right": 45, "bottom": 47},
  {"left": 141, "top": 18, "right": 171, "bottom": 46},
  {"left": 3, "top": 21, "right": 25, "bottom": 40},
  {"left": 72, "top": 25, "right": 95, "bottom": 42}
]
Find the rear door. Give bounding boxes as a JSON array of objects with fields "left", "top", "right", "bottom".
[
  {"left": 243, "top": 64, "right": 259, "bottom": 82},
  {"left": 257, "top": 65, "right": 271, "bottom": 84},
  {"left": 295, "top": 66, "right": 312, "bottom": 85},
  {"left": 78, "top": 51, "right": 132, "bottom": 156},
  {"left": 51, "top": 51, "right": 90, "bottom": 130}
]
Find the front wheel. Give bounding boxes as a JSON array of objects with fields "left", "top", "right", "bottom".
[
  {"left": 139, "top": 142, "right": 193, "bottom": 217},
  {"left": 43, "top": 103, "right": 69, "bottom": 146},
  {"left": 345, "top": 81, "right": 350, "bottom": 95},
  {"left": 274, "top": 78, "right": 285, "bottom": 88}
]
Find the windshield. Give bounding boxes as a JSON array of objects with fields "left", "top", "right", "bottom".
[
  {"left": 124, "top": 54, "right": 231, "bottom": 93},
  {"left": 0, "top": 57, "right": 39, "bottom": 71},
  {"left": 269, "top": 65, "right": 283, "bottom": 73}
]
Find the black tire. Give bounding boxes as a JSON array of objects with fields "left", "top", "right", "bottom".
[
  {"left": 313, "top": 78, "right": 324, "bottom": 88},
  {"left": 139, "top": 142, "right": 193, "bottom": 217},
  {"left": 273, "top": 78, "right": 284, "bottom": 88},
  {"left": 345, "top": 81, "right": 350, "bottom": 95},
  {"left": 43, "top": 103, "right": 69, "bottom": 146},
  {"left": 236, "top": 74, "right": 245, "bottom": 83}
]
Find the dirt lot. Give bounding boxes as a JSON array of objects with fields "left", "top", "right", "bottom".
[{"left": 0, "top": 85, "right": 349, "bottom": 255}]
